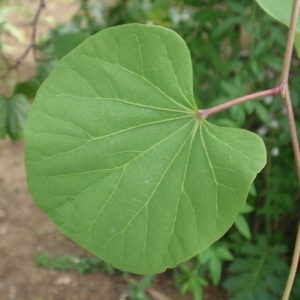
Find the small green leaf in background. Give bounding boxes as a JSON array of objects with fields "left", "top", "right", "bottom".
[
  {"left": 240, "top": 203, "right": 254, "bottom": 214},
  {"left": 199, "top": 245, "right": 234, "bottom": 286},
  {"left": 210, "top": 255, "right": 221, "bottom": 286},
  {"left": 211, "top": 16, "right": 243, "bottom": 39},
  {"left": 215, "top": 247, "right": 234, "bottom": 261},
  {"left": 175, "top": 262, "right": 208, "bottom": 300},
  {"left": 25, "top": 24, "right": 267, "bottom": 274},
  {"left": 295, "top": 32, "right": 300, "bottom": 57},
  {"left": 0, "top": 96, "right": 8, "bottom": 139},
  {"left": 0, "top": 94, "right": 30, "bottom": 140},
  {"left": 234, "top": 203, "right": 254, "bottom": 240},
  {"left": 255, "top": 102, "right": 271, "bottom": 126},
  {"left": 248, "top": 182, "right": 257, "bottom": 197},
  {"left": 7, "top": 94, "right": 31, "bottom": 140},
  {"left": 128, "top": 275, "right": 154, "bottom": 300},
  {"left": 261, "top": 55, "right": 283, "bottom": 71},
  {"left": 234, "top": 214, "right": 251, "bottom": 240},
  {"left": 14, "top": 79, "right": 40, "bottom": 100},
  {"left": 35, "top": 252, "right": 116, "bottom": 275}
]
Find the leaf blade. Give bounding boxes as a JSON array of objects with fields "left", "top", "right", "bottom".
[{"left": 25, "top": 24, "right": 266, "bottom": 274}]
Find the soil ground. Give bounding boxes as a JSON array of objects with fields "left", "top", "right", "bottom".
[{"left": 0, "top": 1, "right": 228, "bottom": 299}]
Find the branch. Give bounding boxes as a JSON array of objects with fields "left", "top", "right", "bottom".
[
  {"left": 199, "top": 84, "right": 283, "bottom": 119},
  {"left": 282, "top": 88, "right": 300, "bottom": 300},
  {"left": 1, "top": 0, "right": 46, "bottom": 79},
  {"left": 281, "top": 2, "right": 300, "bottom": 295},
  {"left": 280, "top": 0, "right": 300, "bottom": 92},
  {"left": 275, "top": 0, "right": 300, "bottom": 299},
  {"left": 285, "top": 87, "right": 300, "bottom": 182},
  {"left": 282, "top": 222, "right": 300, "bottom": 300},
  {"left": 146, "top": 287, "right": 174, "bottom": 300}
]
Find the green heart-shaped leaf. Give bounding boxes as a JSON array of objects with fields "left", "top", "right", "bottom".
[{"left": 25, "top": 24, "right": 266, "bottom": 274}]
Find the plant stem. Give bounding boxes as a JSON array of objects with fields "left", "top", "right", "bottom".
[
  {"left": 285, "top": 88, "right": 300, "bottom": 182},
  {"left": 199, "top": 85, "right": 283, "bottom": 118},
  {"left": 282, "top": 222, "right": 300, "bottom": 300},
  {"left": 280, "top": 0, "right": 300, "bottom": 88},
  {"left": 278, "top": 0, "right": 300, "bottom": 299},
  {"left": 282, "top": 87, "right": 300, "bottom": 300}
]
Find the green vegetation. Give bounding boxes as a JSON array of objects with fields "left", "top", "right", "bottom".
[{"left": 35, "top": 252, "right": 116, "bottom": 275}]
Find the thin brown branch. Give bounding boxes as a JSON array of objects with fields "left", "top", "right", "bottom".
[
  {"left": 146, "top": 287, "right": 174, "bottom": 300},
  {"left": 282, "top": 222, "right": 300, "bottom": 300},
  {"left": 118, "top": 290, "right": 129, "bottom": 300},
  {"left": 281, "top": 87, "right": 300, "bottom": 299},
  {"left": 1, "top": 0, "right": 46, "bottom": 79},
  {"left": 30, "top": 0, "right": 46, "bottom": 61},
  {"left": 279, "top": 1, "right": 300, "bottom": 299},
  {"left": 282, "top": 88, "right": 300, "bottom": 300},
  {"left": 285, "top": 87, "right": 300, "bottom": 182},
  {"left": 280, "top": 0, "right": 300, "bottom": 94},
  {"left": 199, "top": 84, "right": 283, "bottom": 119}
]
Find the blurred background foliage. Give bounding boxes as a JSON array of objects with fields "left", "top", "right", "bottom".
[{"left": 1, "top": 0, "right": 300, "bottom": 299}]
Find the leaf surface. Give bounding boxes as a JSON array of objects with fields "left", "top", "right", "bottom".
[{"left": 25, "top": 24, "right": 266, "bottom": 274}]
